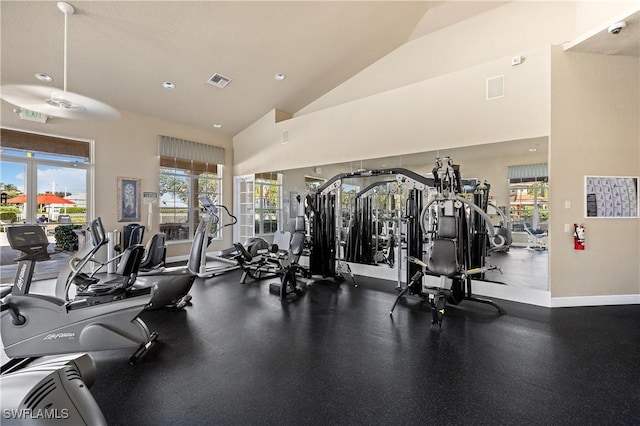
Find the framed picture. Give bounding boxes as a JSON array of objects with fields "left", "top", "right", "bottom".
[
  {"left": 585, "top": 176, "right": 638, "bottom": 218},
  {"left": 117, "top": 177, "right": 141, "bottom": 222}
]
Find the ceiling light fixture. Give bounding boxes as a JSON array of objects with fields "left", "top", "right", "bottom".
[
  {"left": 162, "top": 81, "right": 176, "bottom": 89},
  {"left": 34, "top": 73, "right": 53, "bottom": 83},
  {"left": 0, "top": 2, "right": 120, "bottom": 120},
  {"left": 213, "top": 123, "right": 222, "bottom": 128},
  {"left": 275, "top": 73, "right": 286, "bottom": 81}
]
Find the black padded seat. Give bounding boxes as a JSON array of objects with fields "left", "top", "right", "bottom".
[{"left": 428, "top": 216, "right": 459, "bottom": 277}]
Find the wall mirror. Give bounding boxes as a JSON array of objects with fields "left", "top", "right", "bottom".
[{"left": 250, "top": 137, "right": 549, "bottom": 292}]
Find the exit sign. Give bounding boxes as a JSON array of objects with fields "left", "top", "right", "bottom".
[{"left": 19, "top": 109, "right": 48, "bottom": 123}]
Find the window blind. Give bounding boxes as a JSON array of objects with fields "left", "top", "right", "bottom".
[
  {"left": 508, "top": 163, "right": 548, "bottom": 180},
  {"left": 158, "top": 135, "right": 225, "bottom": 165},
  {"left": 1, "top": 128, "right": 90, "bottom": 159}
]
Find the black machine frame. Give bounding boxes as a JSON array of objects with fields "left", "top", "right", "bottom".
[{"left": 306, "top": 160, "right": 506, "bottom": 328}]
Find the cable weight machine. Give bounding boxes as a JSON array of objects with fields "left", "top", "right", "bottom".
[{"left": 391, "top": 157, "right": 505, "bottom": 327}]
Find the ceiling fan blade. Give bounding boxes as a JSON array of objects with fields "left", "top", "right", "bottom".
[{"left": 1, "top": 84, "right": 121, "bottom": 120}]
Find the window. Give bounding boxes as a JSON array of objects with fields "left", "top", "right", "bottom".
[
  {"left": 254, "top": 173, "right": 282, "bottom": 235},
  {"left": 508, "top": 164, "right": 549, "bottom": 232},
  {"left": 157, "top": 135, "right": 225, "bottom": 242},
  {"left": 304, "top": 176, "right": 325, "bottom": 194},
  {"left": 0, "top": 129, "right": 91, "bottom": 225},
  {"left": 159, "top": 158, "right": 222, "bottom": 241}
]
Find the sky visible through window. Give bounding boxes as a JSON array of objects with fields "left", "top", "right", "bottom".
[{"left": 2, "top": 153, "right": 87, "bottom": 195}]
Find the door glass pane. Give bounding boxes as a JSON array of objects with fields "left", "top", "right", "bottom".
[
  {"left": 1, "top": 160, "right": 27, "bottom": 224},
  {"left": 236, "top": 177, "right": 254, "bottom": 245},
  {"left": 1, "top": 139, "right": 91, "bottom": 285},
  {"left": 37, "top": 164, "right": 87, "bottom": 224},
  {"left": 1, "top": 160, "right": 28, "bottom": 283}
]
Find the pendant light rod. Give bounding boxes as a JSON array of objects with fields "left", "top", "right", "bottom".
[{"left": 57, "top": 2, "right": 75, "bottom": 93}]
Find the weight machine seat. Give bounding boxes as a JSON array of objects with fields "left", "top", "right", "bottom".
[
  {"left": 272, "top": 231, "right": 291, "bottom": 253},
  {"left": 428, "top": 216, "right": 460, "bottom": 277}
]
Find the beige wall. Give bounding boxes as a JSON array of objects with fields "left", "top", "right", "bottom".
[
  {"left": 298, "top": 1, "right": 638, "bottom": 117},
  {"left": 233, "top": 2, "right": 640, "bottom": 301},
  {"left": 1, "top": 103, "right": 234, "bottom": 258},
  {"left": 235, "top": 45, "right": 551, "bottom": 176},
  {"left": 549, "top": 47, "right": 640, "bottom": 297}
]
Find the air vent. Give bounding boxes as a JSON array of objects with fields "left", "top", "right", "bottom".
[
  {"left": 65, "top": 366, "right": 82, "bottom": 381},
  {"left": 25, "top": 377, "right": 56, "bottom": 409},
  {"left": 207, "top": 73, "right": 231, "bottom": 88},
  {"left": 486, "top": 75, "right": 505, "bottom": 100}
]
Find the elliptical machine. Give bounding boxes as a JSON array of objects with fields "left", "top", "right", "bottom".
[
  {"left": 1, "top": 220, "right": 157, "bottom": 364},
  {"left": 189, "top": 196, "right": 239, "bottom": 278}
]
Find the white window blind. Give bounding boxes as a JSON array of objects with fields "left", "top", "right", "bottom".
[
  {"left": 158, "top": 135, "right": 225, "bottom": 165},
  {"left": 508, "top": 163, "right": 547, "bottom": 180}
]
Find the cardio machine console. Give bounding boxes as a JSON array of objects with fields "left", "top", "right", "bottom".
[{"left": 6, "top": 225, "right": 51, "bottom": 261}]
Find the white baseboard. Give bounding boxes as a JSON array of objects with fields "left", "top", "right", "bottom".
[
  {"left": 347, "top": 262, "right": 402, "bottom": 283},
  {"left": 472, "top": 280, "right": 552, "bottom": 307},
  {"left": 172, "top": 255, "right": 639, "bottom": 309},
  {"left": 550, "top": 294, "right": 640, "bottom": 308},
  {"left": 166, "top": 254, "right": 189, "bottom": 264}
]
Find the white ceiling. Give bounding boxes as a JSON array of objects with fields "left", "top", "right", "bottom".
[
  {"left": 565, "top": 10, "right": 640, "bottom": 57},
  {"left": 2, "top": 2, "right": 637, "bottom": 138}
]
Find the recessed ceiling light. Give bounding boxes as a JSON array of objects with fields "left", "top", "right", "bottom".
[
  {"left": 529, "top": 147, "right": 537, "bottom": 152},
  {"left": 162, "top": 81, "right": 176, "bottom": 89},
  {"left": 35, "top": 73, "right": 53, "bottom": 82},
  {"left": 213, "top": 123, "right": 223, "bottom": 128},
  {"left": 274, "top": 73, "right": 286, "bottom": 81}
]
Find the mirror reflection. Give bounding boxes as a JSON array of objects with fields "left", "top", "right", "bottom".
[{"left": 253, "top": 137, "right": 549, "bottom": 291}]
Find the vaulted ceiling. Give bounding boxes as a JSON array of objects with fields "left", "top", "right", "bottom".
[
  {"left": 2, "top": 2, "right": 637, "bottom": 138},
  {"left": 0, "top": 1, "right": 507, "bottom": 136}
]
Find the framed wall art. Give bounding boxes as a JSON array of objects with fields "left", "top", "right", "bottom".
[
  {"left": 585, "top": 176, "right": 638, "bottom": 218},
  {"left": 117, "top": 177, "right": 141, "bottom": 222}
]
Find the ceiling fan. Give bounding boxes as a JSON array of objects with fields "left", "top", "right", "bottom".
[{"left": 0, "top": 2, "right": 120, "bottom": 121}]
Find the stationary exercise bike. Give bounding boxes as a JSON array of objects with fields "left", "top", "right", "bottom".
[
  {"left": 56, "top": 218, "right": 197, "bottom": 311},
  {"left": 1, "top": 220, "right": 157, "bottom": 364}
]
